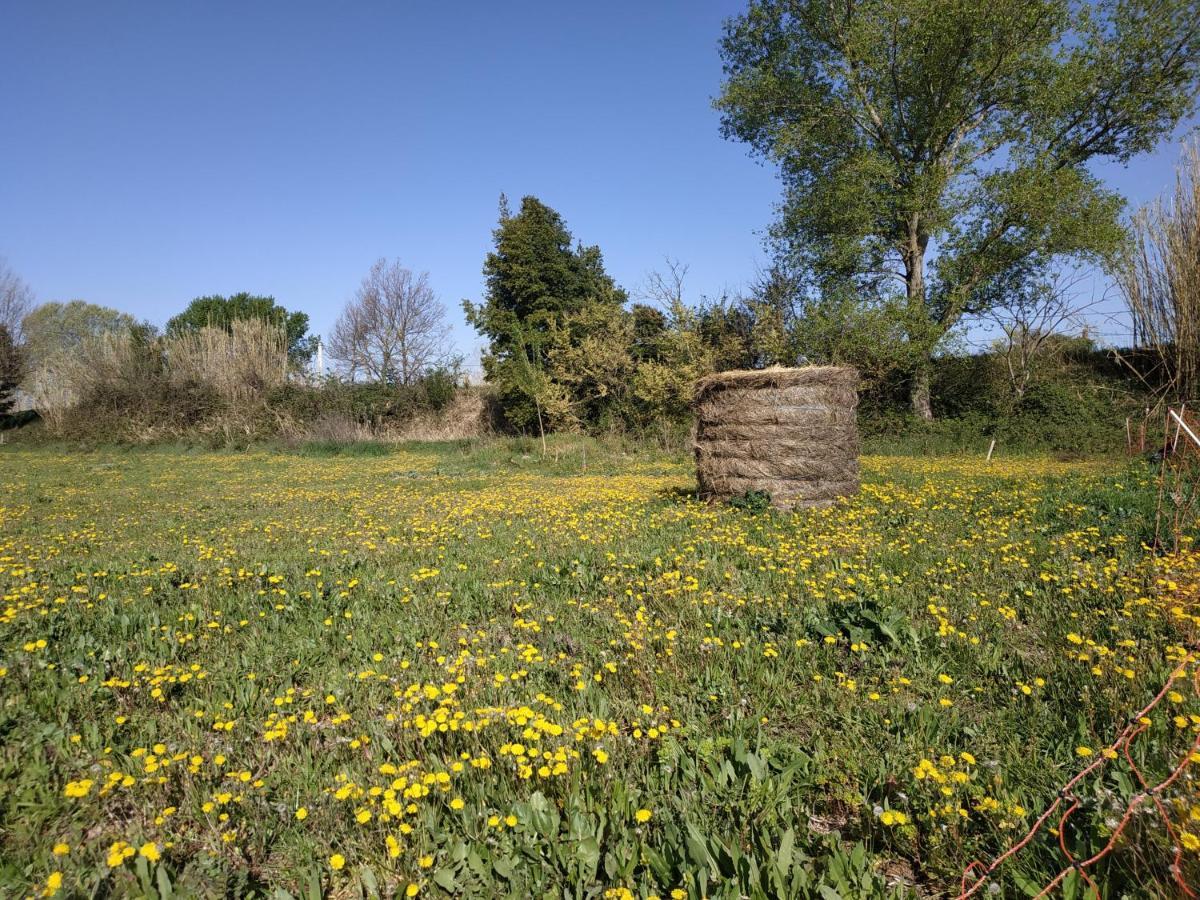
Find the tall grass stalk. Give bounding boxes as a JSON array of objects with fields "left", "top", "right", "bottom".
[{"left": 1117, "top": 141, "right": 1200, "bottom": 403}]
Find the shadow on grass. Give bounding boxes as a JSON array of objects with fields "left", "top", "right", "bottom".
[{"left": 658, "top": 484, "right": 701, "bottom": 504}]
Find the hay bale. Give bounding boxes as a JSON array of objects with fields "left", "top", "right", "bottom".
[{"left": 692, "top": 366, "right": 859, "bottom": 510}]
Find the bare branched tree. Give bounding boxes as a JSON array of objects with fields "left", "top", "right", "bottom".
[
  {"left": 328, "top": 259, "right": 449, "bottom": 384},
  {"left": 1116, "top": 141, "right": 1200, "bottom": 403},
  {"left": 641, "top": 257, "right": 689, "bottom": 310},
  {"left": 982, "top": 268, "right": 1102, "bottom": 401},
  {"left": 0, "top": 257, "right": 35, "bottom": 343}
]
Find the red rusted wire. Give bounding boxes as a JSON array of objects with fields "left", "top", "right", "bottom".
[
  {"left": 957, "top": 658, "right": 1200, "bottom": 899},
  {"left": 956, "top": 451, "right": 1200, "bottom": 898},
  {"left": 1027, "top": 723, "right": 1200, "bottom": 899}
]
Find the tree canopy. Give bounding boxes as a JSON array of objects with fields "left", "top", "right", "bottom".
[
  {"left": 328, "top": 259, "right": 449, "bottom": 385},
  {"left": 717, "top": 0, "right": 1200, "bottom": 416},
  {"left": 467, "top": 196, "right": 627, "bottom": 350},
  {"left": 21, "top": 300, "right": 140, "bottom": 368},
  {"left": 167, "top": 293, "right": 315, "bottom": 364},
  {"left": 464, "top": 196, "right": 629, "bottom": 429}
]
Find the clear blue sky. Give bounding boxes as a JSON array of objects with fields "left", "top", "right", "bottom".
[{"left": 1, "top": 1, "right": 1194, "bottom": 365}]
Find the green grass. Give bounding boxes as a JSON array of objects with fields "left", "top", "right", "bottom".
[{"left": 1, "top": 438, "right": 1197, "bottom": 898}]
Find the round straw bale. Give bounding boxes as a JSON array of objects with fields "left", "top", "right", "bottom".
[{"left": 692, "top": 366, "right": 859, "bottom": 510}]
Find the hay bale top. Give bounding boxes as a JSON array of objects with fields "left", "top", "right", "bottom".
[{"left": 693, "top": 365, "right": 858, "bottom": 403}]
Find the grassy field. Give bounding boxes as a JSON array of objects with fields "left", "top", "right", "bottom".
[{"left": 2, "top": 438, "right": 1199, "bottom": 898}]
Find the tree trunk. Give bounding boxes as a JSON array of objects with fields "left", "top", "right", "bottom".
[
  {"left": 535, "top": 398, "right": 547, "bottom": 458},
  {"left": 910, "top": 363, "right": 933, "bottom": 421},
  {"left": 904, "top": 219, "right": 934, "bottom": 420}
]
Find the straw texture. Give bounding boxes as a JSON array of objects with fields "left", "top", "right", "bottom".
[{"left": 692, "top": 366, "right": 860, "bottom": 509}]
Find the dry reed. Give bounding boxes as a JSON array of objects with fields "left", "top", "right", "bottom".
[
  {"left": 33, "top": 320, "right": 290, "bottom": 438},
  {"left": 166, "top": 319, "right": 288, "bottom": 402},
  {"left": 1117, "top": 140, "right": 1200, "bottom": 403}
]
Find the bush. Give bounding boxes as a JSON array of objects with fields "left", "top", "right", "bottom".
[
  {"left": 859, "top": 346, "right": 1147, "bottom": 455},
  {"left": 27, "top": 328, "right": 479, "bottom": 446},
  {"left": 997, "top": 379, "right": 1125, "bottom": 452},
  {"left": 860, "top": 411, "right": 997, "bottom": 455},
  {"left": 268, "top": 367, "right": 463, "bottom": 433},
  {"left": 419, "top": 366, "right": 459, "bottom": 411},
  {"left": 36, "top": 321, "right": 289, "bottom": 442}
]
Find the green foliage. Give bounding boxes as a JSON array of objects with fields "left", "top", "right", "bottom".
[
  {"left": 269, "top": 368, "right": 462, "bottom": 432},
  {"left": 29, "top": 334, "right": 474, "bottom": 447},
  {"left": 859, "top": 343, "right": 1146, "bottom": 454},
  {"left": 628, "top": 301, "right": 715, "bottom": 431},
  {"left": 788, "top": 289, "right": 920, "bottom": 382},
  {"left": 53, "top": 330, "right": 220, "bottom": 442},
  {"left": 292, "top": 438, "right": 396, "bottom": 458},
  {"left": 476, "top": 196, "right": 627, "bottom": 330},
  {"left": 482, "top": 322, "right": 573, "bottom": 434},
  {"left": 997, "top": 379, "right": 1125, "bottom": 452},
  {"left": 728, "top": 489, "right": 773, "bottom": 512},
  {"left": 43, "top": 322, "right": 297, "bottom": 446},
  {"left": 698, "top": 299, "right": 758, "bottom": 371},
  {"left": 717, "top": 0, "right": 1200, "bottom": 411},
  {"left": 630, "top": 304, "right": 668, "bottom": 361},
  {"left": 20, "top": 300, "right": 140, "bottom": 368},
  {"left": 167, "top": 292, "right": 314, "bottom": 364},
  {"left": 464, "top": 196, "right": 630, "bottom": 431},
  {"left": 419, "top": 366, "right": 459, "bottom": 411},
  {"left": 806, "top": 597, "right": 919, "bottom": 651},
  {"left": 545, "top": 302, "right": 637, "bottom": 431}
]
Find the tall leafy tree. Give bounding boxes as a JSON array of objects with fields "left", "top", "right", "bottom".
[
  {"left": 167, "top": 293, "right": 315, "bottom": 364},
  {"left": 21, "top": 301, "right": 139, "bottom": 368},
  {"left": 718, "top": 0, "right": 1200, "bottom": 417},
  {"left": 464, "top": 196, "right": 628, "bottom": 429}
]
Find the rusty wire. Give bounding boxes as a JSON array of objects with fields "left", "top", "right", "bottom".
[
  {"left": 958, "top": 431, "right": 1200, "bottom": 898},
  {"left": 956, "top": 657, "right": 1200, "bottom": 898}
]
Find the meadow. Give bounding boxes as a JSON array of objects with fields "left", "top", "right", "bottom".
[{"left": 2, "top": 439, "right": 1199, "bottom": 898}]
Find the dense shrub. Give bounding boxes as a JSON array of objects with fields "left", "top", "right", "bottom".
[
  {"left": 13, "top": 325, "right": 484, "bottom": 446},
  {"left": 859, "top": 343, "right": 1150, "bottom": 454},
  {"left": 268, "top": 367, "right": 462, "bottom": 431},
  {"left": 9, "top": 289, "right": 1158, "bottom": 455},
  {"left": 998, "top": 379, "right": 1125, "bottom": 451},
  {"left": 420, "top": 366, "right": 460, "bottom": 411},
  {"left": 36, "top": 320, "right": 288, "bottom": 442}
]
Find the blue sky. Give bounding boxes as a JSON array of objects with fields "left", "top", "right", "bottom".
[{"left": 1, "top": 1, "right": 1194, "bottom": 367}]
